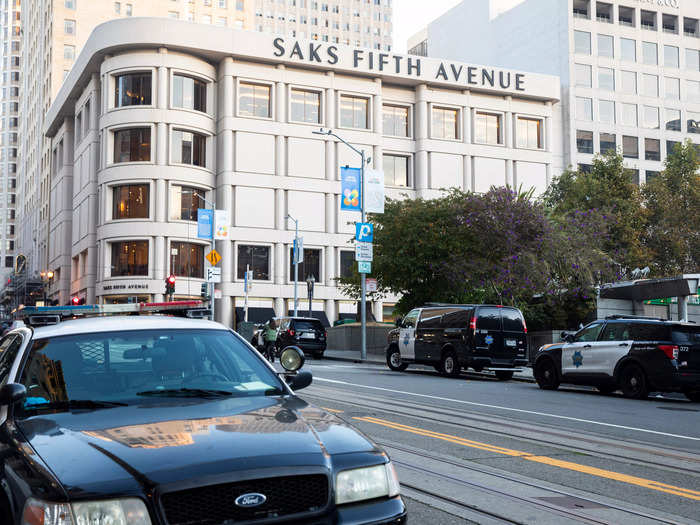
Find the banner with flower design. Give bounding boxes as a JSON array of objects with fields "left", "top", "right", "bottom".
[{"left": 340, "top": 166, "right": 362, "bottom": 212}]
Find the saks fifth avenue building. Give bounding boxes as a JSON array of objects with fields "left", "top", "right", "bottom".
[{"left": 44, "top": 17, "right": 561, "bottom": 326}]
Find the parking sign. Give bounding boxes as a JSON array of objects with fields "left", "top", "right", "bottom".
[{"left": 356, "top": 222, "right": 373, "bottom": 243}]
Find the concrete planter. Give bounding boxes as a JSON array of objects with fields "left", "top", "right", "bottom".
[{"left": 327, "top": 323, "right": 394, "bottom": 357}]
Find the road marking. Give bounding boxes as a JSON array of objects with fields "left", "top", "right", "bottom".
[
  {"left": 313, "top": 377, "right": 700, "bottom": 441},
  {"left": 320, "top": 406, "right": 344, "bottom": 413},
  {"left": 355, "top": 416, "right": 700, "bottom": 501}
]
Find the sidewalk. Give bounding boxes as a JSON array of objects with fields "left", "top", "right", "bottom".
[{"left": 322, "top": 349, "right": 536, "bottom": 382}]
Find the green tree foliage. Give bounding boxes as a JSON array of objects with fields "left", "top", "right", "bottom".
[{"left": 642, "top": 140, "right": 700, "bottom": 275}]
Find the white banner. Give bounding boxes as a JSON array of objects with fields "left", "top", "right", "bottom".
[
  {"left": 214, "top": 210, "right": 230, "bottom": 240},
  {"left": 365, "top": 169, "right": 385, "bottom": 214}
]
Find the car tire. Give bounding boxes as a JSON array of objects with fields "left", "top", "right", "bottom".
[
  {"left": 495, "top": 370, "right": 514, "bottom": 381},
  {"left": 684, "top": 390, "right": 700, "bottom": 403},
  {"left": 439, "top": 350, "right": 460, "bottom": 377},
  {"left": 619, "top": 364, "right": 649, "bottom": 399},
  {"left": 534, "top": 359, "right": 560, "bottom": 390},
  {"left": 387, "top": 346, "right": 408, "bottom": 372}
]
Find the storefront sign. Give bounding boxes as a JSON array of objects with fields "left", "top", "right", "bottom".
[{"left": 101, "top": 283, "right": 150, "bottom": 292}]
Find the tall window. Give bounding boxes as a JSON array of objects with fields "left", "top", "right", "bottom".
[
  {"left": 687, "top": 49, "right": 700, "bottom": 71},
  {"left": 664, "top": 45, "right": 679, "bottom": 68},
  {"left": 339, "top": 251, "right": 354, "bottom": 279},
  {"left": 64, "top": 45, "right": 75, "bottom": 61},
  {"left": 237, "top": 245, "right": 270, "bottom": 280},
  {"left": 383, "top": 105, "right": 409, "bottom": 137},
  {"left": 432, "top": 107, "right": 459, "bottom": 140},
  {"left": 113, "top": 128, "right": 151, "bottom": 163},
  {"left": 340, "top": 94, "right": 369, "bottom": 129},
  {"left": 599, "top": 100, "right": 615, "bottom": 124},
  {"left": 383, "top": 154, "right": 408, "bottom": 187},
  {"left": 65, "top": 0, "right": 76, "bottom": 9},
  {"left": 665, "top": 77, "right": 680, "bottom": 100},
  {"left": 64, "top": 19, "right": 76, "bottom": 34},
  {"left": 688, "top": 80, "right": 700, "bottom": 102},
  {"left": 574, "top": 31, "right": 591, "bottom": 54},
  {"left": 289, "top": 248, "right": 321, "bottom": 282},
  {"left": 170, "top": 186, "right": 203, "bottom": 221},
  {"left": 111, "top": 241, "right": 148, "bottom": 276},
  {"left": 644, "top": 106, "right": 660, "bottom": 129},
  {"left": 516, "top": 117, "right": 542, "bottom": 149},
  {"left": 688, "top": 111, "right": 700, "bottom": 134},
  {"left": 172, "top": 242, "right": 204, "bottom": 279},
  {"left": 621, "top": 103, "right": 637, "bottom": 126},
  {"left": 622, "top": 136, "right": 638, "bottom": 158},
  {"left": 598, "top": 67, "right": 614, "bottom": 90},
  {"left": 575, "top": 63, "right": 592, "bottom": 87},
  {"left": 620, "top": 70, "right": 637, "bottom": 94},
  {"left": 642, "top": 42, "right": 658, "bottom": 65},
  {"left": 645, "top": 139, "right": 660, "bottom": 161},
  {"left": 113, "top": 184, "right": 149, "bottom": 219},
  {"left": 475, "top": 112, "right": 501, "bottom": 144},
  {"left": 666, "top": 108, "right": 681, "bottom": 131},
  {"left": 290, "top": 88, "right": 320, "bottom": 123},
  {"left": 598, "top": 34, "right": 614, "bottom": 57},
  {"left": 239, "top": 82, "right": 271, "bottom": 118},
  {"left": 642, "top": 74, "right": 658, "bottom": 97},
  {"left": 172, "top": 130, "right": 206, "bottom": 167},
  {"left": 576, "top": 130, "right": 593, "bottom": 154},
  {"left": 620, "top": 38, "right": 636, "bottom": 61},
  {"left": 600, "top": 133, "right": 616, "bottom": 154},
  {"left": 115, "top": 73, "right": 151, "bottom": 107},
  {"left": 576, "top": 97, "right": 593, "bottom": 120},
  {"left": 173, "top": 75, "right": 207, "bottom": 112}
]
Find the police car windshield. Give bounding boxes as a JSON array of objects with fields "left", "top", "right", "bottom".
[{"left": 18, "top": 329, "right": 285, "bottom": 414}]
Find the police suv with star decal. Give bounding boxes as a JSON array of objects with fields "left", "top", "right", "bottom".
[
  {"left": 0, "top": 302, "right": 406, "bottom": 524},
  {"left": 533, "top": 315, "right": 700, "bottom": 401}
]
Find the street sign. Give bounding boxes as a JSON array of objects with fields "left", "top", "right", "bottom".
[
  {"left": 293, "top": 237, "right": 304, "bottom": 263},
  {"left": 205, "top": 249, "right": 222, "bottom": 266},
  {"left": 366, "top": 278, "right": 377, "bottom": 292},
  {"left": 356, "top": 222, "right": 374, "bottom": 242},
  {"left": 206, "top": 267, "right": 221, "bottom": 283},
  {"left": 358, "top": 261, "right": 371, "bottom": 274},
  {"left": 355, "top": 242, "right": 373, "bottom": 262},
  {"left": 197, "top": 209, "right": 214, "bottom": 240}
]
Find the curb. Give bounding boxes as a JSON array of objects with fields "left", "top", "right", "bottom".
[{"left": 322, "top": 354, "right": 536, "bottom": 383}]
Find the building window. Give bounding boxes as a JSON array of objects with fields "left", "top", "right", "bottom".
[
  {"left": 113, "top": 128, "right": 151, "bottom": 163},
  {"left": 619, "top": 6, "right": 634, "bottom": 27},
  {"left": 115, "top": 2, "right": 120, "bottom": 13},
  {"left": 596, "top": 2, "right": 612, "bottom": 23},
  {"left": 64, "top": 45, "right": 75, "bottom": 61},
  {"left": 572, "top": 0, "right": 589, "bottom": 19},
  {"left": 576, "top": 97, "right": 593, "bottom": 120},
  {"left": 383, "top": 154, "right": 408, "bottom": 187},
  {"left": 688, "top": 80, "right": 700, "bottom": 102},
  {"left": 667, "top": 140, "right": 681, "bottom": 156},
  {"left": 642, "top": 41, "right": 658, "bottom": 65},
  {"left": 114, "top": 72, "right": 152, "bottom": 107},
  {"left": 575, "top": 63, "right": 592, "bottom": 87},
  {"left": 621, "top": 103, "right": 637, "bottom": 127},
  {"left": 289, "top": 248, "right": 321, "bottom": 282},
  {"left": 290, "top": 88, "right": 321, "bottom": 123},
  {"left": 576, "top": 130, "right": 594, "bottom": 154},
  {"left": 598, "top": 67, "right": 615, "bottom": 90},
  {"left": 662, "top": 13, "right": 678, "bottom": 34},
  {"left": 239, "top": 82, "right": 271, "bottom": 118},
  {"left": 111, "top": 241, "right": 148, "bottom": 276},
  {"left": 340, "top": 94, "right": 369, "bottom": 129},
  {"left": 126, "top": 3, "right": 132, "bottom": 15},
  {"left": 666, "top": 109, "right": 681, "bottom": 131},
  {"left": 65, "top": 0, "right": 76, "bottom": 8},
  {"left": 664, "top": 45, "right": 679, "bottom": 68},
  {"left": 598, "top": 34, "right": 614, "bottom": 58},
  {"left": 383, "top": 105, "right": 409, "bottom": 137},
  {"left": 620, "top": 38, "right": 636, "bottom": 62},
  {"left": 172, "top": 130, "right": 206, "bottom": 167},
  {"left": 642, "top": 73, "right": 658, "bottom": 97},
  {"left": 237, "top": 245, "right": 270, "bottom": 280},
  {"left": 339, "top": 251, "right": 354, "bottom": 279},
  {"left": 474, "top": 112, "right": 501, "bottom": 144},
  {"left": 64, "top": 19, "right": 76, "bottom": 34},
  {"left": 113, "top": 184, "right": 149, "bottom": 220},
  {"left": 516, "top": 117, "right": 542, "bottom": 149},
  {"left": 640, "top": 10, "right": 656, "bottom": 30},
  {"left": 170, "top": 186, "right": 204, "bottom": 221},
  {"left": 600, "top": 133, "right": 616, "bottom": 154},
  {"left": 172, "top": 242, "right": 204, "bottom": 279},
  {"left": 685, "top": 17, "right": 699, "bottom": 37},
  {"left": 643, "top": 106, "right": 660, "bottom": 129},
  {"left": 645, "top": 139, "right": 660, "bottom": 161},
  {"left": 687, "top": 49, "right": 700, "bottom": 71},
  {"left": 574, "top": 31, "right": 591, "bottom": 54},
  {"left": 173, "top": 75, "right": 207, "bottom": 112},
  {"left": 622, "top": 136, "right": 638, "bottom": 158},
  {"left": 620, "top": 70, "right": 637, "bottom": 94},
  {"left": 599, "top": 100, "right": 615, "bottom": 124},
  {"left": 688, "top": 112, "right": 700, "bottom": 134},
  {"left": 665, "top": 77, "right": 680, "bottom": 100},
  {"left": 168, "top": 11, "right": 179, "bottom": 19},
  {"left": 646, "top": 171, "right": 660, "bottom": 183}
]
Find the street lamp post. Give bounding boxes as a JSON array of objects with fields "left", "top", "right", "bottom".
[
  {"left": 313, "top": 128, "right": 369, "bottom": 362},
  {"left": 183, "top": 189, "right": 216, "bottom": 322},
  {"left": 286, "top": 214, "right": 300, "bottom": 317},
  {"left": 39, "top": 270, "right": 54, "bottom": 305},
  {"left": 306, "top": 274, "right": 315, "bottom": 317}
]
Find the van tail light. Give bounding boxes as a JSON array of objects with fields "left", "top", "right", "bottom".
[
  {"left": 658, "top": 344, "right": 679, "bottom": 360},
  {"left": 288, "top": 329, "right": 295, "bottom": 337},
  {"left": 522, "top": 318, "right": 528, "bottom": 334},
  {"left": 469, "top": 317, "right": 476, "bottom": 332}
]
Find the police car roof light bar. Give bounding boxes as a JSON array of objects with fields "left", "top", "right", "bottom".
[{"left": 18, "top": 300, "right": 205, "bottom": 320}]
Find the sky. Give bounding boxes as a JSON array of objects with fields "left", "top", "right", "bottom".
[{"left": 393, "top": 0, "right": 463, "bottom": 53}]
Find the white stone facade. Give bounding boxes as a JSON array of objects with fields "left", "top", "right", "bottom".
[{"left": 45, "top": 18, "right": 560, "bottom": 326}]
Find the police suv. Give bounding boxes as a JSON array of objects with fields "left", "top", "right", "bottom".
[{"left": 533, "top": 315, "right": 700, "bottom": 401}]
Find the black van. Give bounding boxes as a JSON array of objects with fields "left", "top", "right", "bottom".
[{"left": 386, "top": 304, "right": 528, "bottom": 379}]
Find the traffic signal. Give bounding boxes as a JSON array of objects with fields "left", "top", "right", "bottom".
[
  {"left": 200, "top": 282, "right": 210, "bottom": 300},
  {"left": 165, "top": 275, "right": 176, "bottom": 296},
  {"left": 71, "top": 296, "right": 83, "bottom": 305}
]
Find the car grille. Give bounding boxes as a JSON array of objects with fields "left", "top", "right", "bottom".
[{"left": 160, "top": 474, "right": 329, "bottom": 525}]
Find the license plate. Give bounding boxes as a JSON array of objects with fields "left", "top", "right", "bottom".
[
  {"left": 505, "top": 339, "right": 517, "bottom": 347},
  {"left": 301, "top": 333, "right": 315, "bottom": 339}
]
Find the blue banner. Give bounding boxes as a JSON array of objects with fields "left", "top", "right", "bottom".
[
  {"left": 340, "top": 167, "right": 362, "bottom": 212},
  {"left": 197, "top": 208, "right": 214, "bottom": 239}
]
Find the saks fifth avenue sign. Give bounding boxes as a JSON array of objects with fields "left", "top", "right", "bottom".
[
  {"left": 635, "top": 0, "right": 679, "bottom": 8},
  {"left": 272, "top": 37, "right": 527, "bottom": 92}
]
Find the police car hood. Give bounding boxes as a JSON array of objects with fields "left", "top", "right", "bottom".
[{"left": 18, "top": 396, "right": 375, "bottom": 497}]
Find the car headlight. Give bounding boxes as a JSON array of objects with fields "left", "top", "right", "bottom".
[
  {"left": 22, "top": 497, "right": 151, "bottom": 525},
  {"left": 335, "top": 462, "right": 401, "bottom": 505}
]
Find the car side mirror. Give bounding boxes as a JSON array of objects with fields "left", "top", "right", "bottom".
[
  {"left": 561, "top": 331, "right": 574, "bottom": 343},
  {"left": 395, "top": 318, "right": 402, "bottom": 328},
  {"left": 0, "top": 383, "right": 26, "bottom": 406},
  {"left": 286, "top": 371, "right": 313, "bottom": 391}
]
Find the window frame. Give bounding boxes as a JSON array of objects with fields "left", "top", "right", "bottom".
[
  {"left": 169, "top": 240, "right": 206, "bottom": 279},
  {"left": 515, "top": 114, "right": 544, "bottom": 150},
  {"left": 287, "top": 246, "right": 323, "bottom": 284},
  {"left": 168, "top": 184, "right": 209, "bottom": 223},
  {"left": 170, "top": 70, "right": 210, "bottom": 114},
  {"left": 236, "top": 243, "right": 273, "bottom": 282},
  {"left": 337, "top": 92, "right": 371, "bottom": 131},
  {"left": 431, "top": 104, "right": 462, "bottom": 141},
  {"left": 236, "top": 78, "right": 274, "bottom": 120},
  {"left": 110, "top": 182, "right": 151, "bottom": 221},
  {"left": 109, "top": 239, "right": 150, "bottom": 278},
  {"left": 338, "top": 250, "right": 355, "bottom": 280},
  {"left": 111, "top": 69, "right": 154, "bottom": 110},
  {"left": 382, "top": 102, "right": 412, "bottom": 138},
  {"left": 382, "top": 152, "right": 411, "bottom": 188},
  {"left": 170, "top": 127, "right": 209, "bottom": 169},
  {"left": 110, "top": 125, "right": 154, "bottom": 165},
  {"left": 288, "top": 85, "right": 324, "bottom": 125}
]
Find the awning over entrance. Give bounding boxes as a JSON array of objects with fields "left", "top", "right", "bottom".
[
  {"left": 234, "top": 307, "right": 276, "bottom": 325},
  {"left": 599, "top": 274, "right": 700, "bottom": 301},
  {"left": 287, "top": 310, "right": 330, "bottom": 327}
]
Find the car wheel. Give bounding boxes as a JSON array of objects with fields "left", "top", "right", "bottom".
[
  {"left": 387, "top": 347, "right": 408, "bottom": 372},
  {"left": 495, "top": 370, "right": 514, "bottom": 381},
  {"left": 684, "top": 390, "right": 700, "bottom": 403},
  {"left": 597, "top": 385, "right": 617, "bottom": 395},
  {"left": 439, "top": 350, "right": 460, "bottom": 377},
  {"left": 534, "top": 359, "right": 560, "bottom": 390},
  {"left": 619, "top": 364, "right": 649, "bottom": 399}
]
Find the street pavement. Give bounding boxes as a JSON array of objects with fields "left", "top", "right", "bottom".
[{"left": 292, "top": 355, "right": 700, "bottom": 524}]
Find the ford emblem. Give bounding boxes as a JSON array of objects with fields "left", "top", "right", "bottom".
[{"left": 235, "top": 493, "right": 267, "bottom": 508}]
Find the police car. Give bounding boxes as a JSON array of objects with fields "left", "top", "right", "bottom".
[
  {"left": 533, "top": 315, "right": 700, "bottom": 401},
  {"left": 0, "top": 302, "right": 406, "bottom": 524}
]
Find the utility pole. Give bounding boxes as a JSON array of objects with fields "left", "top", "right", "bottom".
[
  {"left": 188, "top": 190, "right": 216, "bottom": 322},
  {"left": 287, "top": 214, "right": 300, "bottom": 317}
]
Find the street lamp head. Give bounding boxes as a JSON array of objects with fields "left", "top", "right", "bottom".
[
  {"left": 312, "top": 128, "right": 331, "bottom": 136},
  {"left": 47, "top": 271, "right": 54, "bottom": 279}
]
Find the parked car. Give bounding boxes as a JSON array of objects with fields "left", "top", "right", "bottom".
[
  {"left": 386, "top": 304, "right": 528, "bottom": 378},
  {"left": 533, "top": 315, "right": 700, "bottom": 400},
  {"left": 276, "top": 316, "right": 328, "bottom": 358}
]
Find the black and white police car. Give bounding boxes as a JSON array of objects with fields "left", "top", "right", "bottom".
[{"left": 533, "top": 315, "right": 700, "bottom": 400}]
